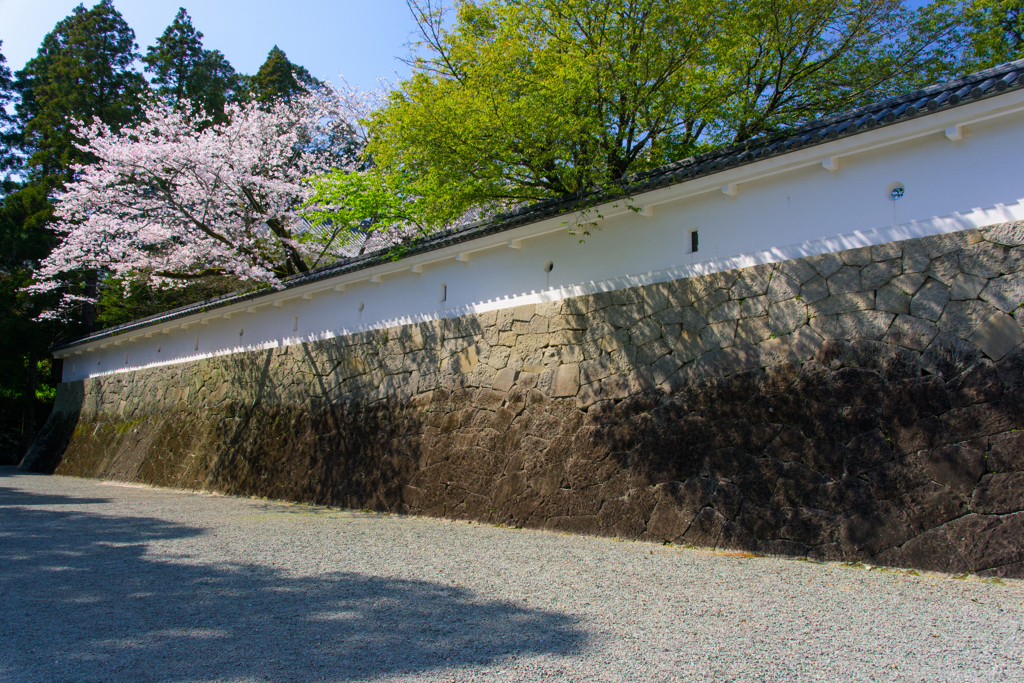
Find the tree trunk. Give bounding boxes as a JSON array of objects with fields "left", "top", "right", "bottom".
[
  {"left": 20, "top": 358, "right": 38, "bottom": 456},
  {"left": 82, "top": 271, "right": 98, "bottom": 330}
]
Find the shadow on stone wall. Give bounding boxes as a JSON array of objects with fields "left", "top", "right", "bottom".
[{"left": 22, "top": 222, "right": 1024, "bottom": 578}]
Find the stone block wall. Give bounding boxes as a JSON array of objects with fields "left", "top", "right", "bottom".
[{"left": 23, "top": 221, "right": 1024, "bottom": 577}]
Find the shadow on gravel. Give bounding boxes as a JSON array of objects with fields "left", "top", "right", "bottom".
[{"left": 0, "top": 475, "right": 585, "bottom": 682}]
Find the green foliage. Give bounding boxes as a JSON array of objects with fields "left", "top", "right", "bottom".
[
  {"left": 0, "top": 182, "right": 71, "bottom": 462},
  {"left": 0, "top": 42, "right": 19, "bottom": 184},
  {"left": 14, "top": 0, "right": 146, "bottom": 180},
  {"left": 143, "top": 7, "right": 242, "bottom": 122},
  {"left": 302, "top": 169, "right": 426, "bottom": 262},
  {"left": 962, "top": 0, "right": 1024, "bottom": 68},
  {"left": 95, "top": 276, "right": 249, "bottom": 330},
  {"left": 0, "top": 1, "right": 149, "bottom": 458},
  {"left": 702, "top": 0, "right": 970, "bottom": 144},
  {"left": 369, "top": 0, "right": 719, "bottom": 227},
  {"left": 364, "top": 0, "right": 973, "bottom": 229},
  {"left": 247, "top": 45, "right": 320, "bottom": 104}
]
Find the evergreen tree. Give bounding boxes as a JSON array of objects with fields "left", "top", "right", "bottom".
[
  {"left": 0, "top": 182, "right": 63, "bottom": 463},
  {"left": 143, "top": 7, "right": 204, "bottom": 103},
  {"left": 15, "top": 0, "right": 146, "bottom": 180},
  {"left": 248, "top": 45, "right": 320, "bottom": 104},
  {"left": 11, "top": 1, "right": 146, "bottom": 338},
  {"left": 143, "top": 7, "right": 241, "bottom": 121},
  {"left": 0, "top": 42, "right": 18, "bottom": 188}
]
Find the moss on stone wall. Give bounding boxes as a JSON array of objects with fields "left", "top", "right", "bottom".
[{"left": 22, "top": 222, "right": 1024, "bottom": 577}]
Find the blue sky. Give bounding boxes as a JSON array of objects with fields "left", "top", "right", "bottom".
[
  {"left": 0, "top": 0, "right": 944, "bottom": 92},
  {"left": 0, "top": 0, "right": 420, "bottom": 91}
]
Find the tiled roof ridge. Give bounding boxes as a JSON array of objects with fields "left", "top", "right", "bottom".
[{"left": 56, "top": 59, "right": 1024, "bottom": 350}]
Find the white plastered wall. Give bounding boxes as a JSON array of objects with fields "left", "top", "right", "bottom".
[{"left": 59, "top": 94, "right": 1024, "bottom": 382}]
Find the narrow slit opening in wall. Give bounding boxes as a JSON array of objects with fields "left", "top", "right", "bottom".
[
  {"left": 124, "top": 352, "right": 129, "bottom": 365},
  {"left": 194, "top": 337, "right": 199, "bottom": 351},
  {"left": 689, "top": 229, "right": 699, "bottom": 254},
  {"left": 293, "top": 316, "right": 298, "bottom": 332},
  {"left": 439, "top": 283, "right": 447, "bottom": 303}
]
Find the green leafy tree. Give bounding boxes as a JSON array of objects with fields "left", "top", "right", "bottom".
[
  {"left": 247, "top": 45, "right": 320, "bottom": 104},
  {"left": 361, "top": 0, "right": 970, "bottom": 229},
  {"left": 963, "top": 0, "right": 1024, "bottom": 68},
  {"left": 302, "top": 168, "right": 427, "bottom": 261},
  {"left": 698, "top": 0, "right": 970, "bottom": 146},
  {"left": 143, "top": 7, "right": 242, "bottom": 121}
]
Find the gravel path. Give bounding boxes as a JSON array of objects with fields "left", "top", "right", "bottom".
[{"left": 1, "top": 468, "right": 1021, "bottom": 683}]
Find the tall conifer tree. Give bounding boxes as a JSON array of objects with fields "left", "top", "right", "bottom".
[
  {"left": 143, "top": 7, "right": 240, "bottom": 121},
  {"left": 0, "top": 42, "right": 18, "bottom": 188},
  {"left": 13, "top": 0, "right": 145, "bottom": 332},
  {"left": 15, "top": 0, "right": 145, "bottom": 180},
  {"left": 249, "top": 46, "right": 319, "bottom": 104}
]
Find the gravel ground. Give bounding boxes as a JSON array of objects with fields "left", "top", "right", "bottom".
[{"left": 0, "top": 468, "right": 1022, "bottom": 683}]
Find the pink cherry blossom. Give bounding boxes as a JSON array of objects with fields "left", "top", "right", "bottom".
[{"left": 28, "top": 84, "right": 371, "bottom": 320}]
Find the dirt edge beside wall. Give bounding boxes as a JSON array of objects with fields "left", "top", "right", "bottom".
[{"left": 23, "top": 222, "right": 1024, "bottom": 577}]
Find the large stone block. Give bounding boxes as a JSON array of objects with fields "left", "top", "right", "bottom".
[
  {"left": 827, "top": 266, "right": 862, "bottom": 295},
  {"left": 841, "top": 246, "right": 873, "bottom": 266},
  {"left": 947, "top": 512, "right": 1024, "bottom": 571},
  {"left": 552, "top": 364, "right": 580, "bottom": 397},
  {"left": 910, "top": 280, "right": 950, "bottom": 321},
  {"left": 980, "top": 275, "right": 1024, "bottom": 313},
  {"left": 921, "top": 333, "right": 980, "bottom": 379},
  {"left": 981, "top": 220, "right": 1024, "bottom": 247},
  {"left": 946, "top": 360, "right": 1003, "bottom": 408},
  {"left": 903, "top": 241, "right": 931, "bottom": 273},
  {"left": 875, "top": 284, "right": 911, "bottom": 314},
  {"left": 806, "top": 252, "right": 844, "bottom": 278},
  {"left": 941, "top": 403, "right": 1015, "bottom": 443},
  {"left": 971, "top": 473, "right": 1024, "bottom": 514},
  {"left": 807, "top": 292, "right": 874, "bottom": 316},
  {"left": 871, "top": 241, "right": 903, "bottom": 261},
  {"left": 1003, "top": 247, "right": 1024, "bottom": 274},
  {"left": 861, "top": 259, "right": 902, "bottom": 290},
  {"left": 799, "top": 276, "right": 830, "bottom": 304},
  {"left": 700, "top": 320, "right": 738, "bottom": 350},
  {"left": 669, "top": 329, "right": 704, "bottom": 363},
  {"left": 706, "top": 300, "right": 741, "bottom": 323},
  {"left": 926, "top": 253, "right": 961, "bottom": 287},
  {"left": 988, "top": 431, "right": 1024, "bottom": 472},
  {"left": 635, "top": 338, "right": 670, "bottom": 367},
  {"left": 739, "top": 295, "right": 769, "bottom": 318},
  {"left": 950, "top": 273, "right": 988, "bottom": 300},
  {"left": 628, "top": 318, "right": 662, "bottom": 346},
  {"left": 767, "top": 271, "right": 801, "bottom": 302},
  {"left": 778, "top": 257, "right": 818, "bottom": 283},
  {"left": 841, "top": 501, "right": 912, "bottom": 557},
  {"left": 730, "top": 264, "right": 773, "bottom": 298},
  {"left": 884, "top": 314, "right": 938, "bottom": 351},
  {"left": 960, "top": 243, "right": 1007, "bottom": 278},
  {"left": 768, "top": 299, "right": 808, "bottom": 335},
  {"left": 736, "top": 316, "right": 772, "bottom": 345},
  {"left": 967, "top": 312, "right": 1024, "bottom": 361}
]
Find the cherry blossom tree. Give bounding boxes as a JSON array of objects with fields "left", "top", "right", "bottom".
[{"left": 27, "top": 86, "right": 366, "bottom": 319}]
